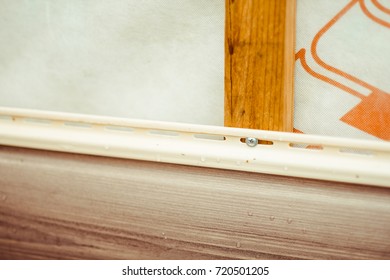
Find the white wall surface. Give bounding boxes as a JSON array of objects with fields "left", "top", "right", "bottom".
[{"left": 0, "top": 0, "right": 224, "bottom": 125}]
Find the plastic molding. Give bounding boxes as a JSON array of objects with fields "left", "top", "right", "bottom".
[{"left": 0, "top": 107, "right": 389, "bottom": 188}]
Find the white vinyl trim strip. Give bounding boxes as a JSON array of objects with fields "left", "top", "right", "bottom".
[{"left": 1, "top": 106, "right": 389, "bottom": 188}]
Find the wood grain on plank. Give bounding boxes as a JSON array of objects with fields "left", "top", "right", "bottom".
[
  {"left": 225, "top": 0, "right": 295, "bottom": 131},
  {"left": 1, "top": 145, "right": 390, "bottom": 259}
]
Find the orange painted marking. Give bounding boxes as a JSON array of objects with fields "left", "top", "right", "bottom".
[
  {"left": 293, "top": 128, "right": 304, "bottom": 134},
  {"left": 341, "top": 91, "right": 390, "bottom": 140},
  {"left": 295, "top": 0, "right": 390, "bottom": 140},
  {"left": 360, "top": 0, "right": 390, "bottom": 28},
  {"left": 310, "top": 0, "right": 379, "bottom": 93},
  {"left": 295, "top": 49, "right": 365, "bottom": 99},
  {"left": 372, "top": 0, "right": 390, "bottom": 14}
]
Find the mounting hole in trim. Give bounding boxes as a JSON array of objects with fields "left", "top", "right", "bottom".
[
  {"left": 149, "top": 130, "right": 180, "bottom": 137},
  {"left": 194, "top": 134, "right": 226, "bottom": 141},
  {"left": 289, "top": 143, "right": 323, "bottom": 150},
  {"left": 0, "top": 115, "right": 12, "bottom": 121},
  {"left": 240, "top": 138, "right": 273, "bottom": 145},
  {"left": 23, "top": 118, "right": 52, "bottom": 125},
  {"left": 339, "top": 148, "right": 373, "bottom": 156},
  {"left": 105, "top": 126, "right": 134, "bottom": 133},
  {"left": 64, "top": 122, "right": 92, "bottom": 128}
]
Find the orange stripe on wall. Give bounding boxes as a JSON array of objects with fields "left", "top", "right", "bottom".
[
  {"left": 371, "top": 0, "right": 390, "bottom": 15},
  {"left": 310, "top": 0, "right": 380, "bottom": 93},
  {"left": 296, "top": 48, "right": 365, "bottom": 99},
  {"left": 360, "top": 0, "right": 390, "bottom": 28}
]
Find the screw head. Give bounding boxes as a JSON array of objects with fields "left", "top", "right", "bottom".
[{"left": 245, "top": 137, "right": 258, "bottom": 147}]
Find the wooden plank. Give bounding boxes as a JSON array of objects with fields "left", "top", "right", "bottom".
[
  {"left": 225, "top": 0, "right": 296, "bottom": 131},
  {"left": 1, "top": 145, "right": 390, "bottom": 259},
  {"left": 283, "top": 0, "right": 296, "bottom": 131}
]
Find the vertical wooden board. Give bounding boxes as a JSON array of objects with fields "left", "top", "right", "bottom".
[{"left": 225, "top": 0, "right": 295, "bottom": 131}]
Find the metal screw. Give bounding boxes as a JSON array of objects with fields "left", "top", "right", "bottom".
[{"left": 245, "top": 137, "right": 258, "bottom": 147}]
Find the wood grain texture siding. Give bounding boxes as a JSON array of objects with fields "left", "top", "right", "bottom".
[
  {"left": 225, "top": 0, "right": 295, "bottom": 131},
  {"left": 0, "top": 146, "right": 390, "bottom": 259}
]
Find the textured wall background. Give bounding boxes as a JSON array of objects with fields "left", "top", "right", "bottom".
[
  {"left": 294, "top": 0, "right": 390, "bottom": 140},
  {"left": 0, "top": 0, "right": 224, "bottom": 125}
]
